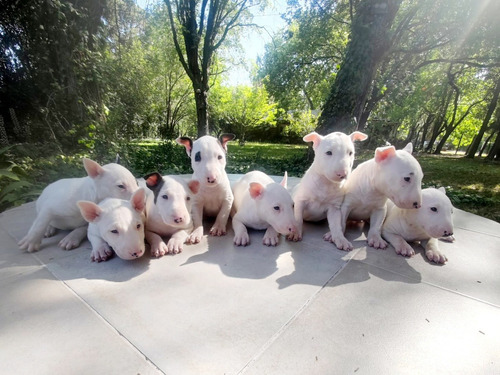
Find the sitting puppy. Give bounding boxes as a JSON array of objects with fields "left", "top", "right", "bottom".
[
  {"left": 289, "top": 131, "right": 367, "bottom": 249},
  {"left": 142, "top": 172, "right": 199, "bottom": 257},
  {"left": 19, "top": 158, "right": 138, "bottom": 252},
  {"left": 231, "top": 171, "right": 297, "bottom": 246},
  {"left": 177, "top": 134, "right": 235, "bottom": 243},
  {"left": 382, "top": 187, "right": 454, "bottom": 264},
  {"left": 329, "top": 143, "right": 423, "bottom": 250},
  {"left": 77, "top": 188, "right": 146, "bottom": 262}
]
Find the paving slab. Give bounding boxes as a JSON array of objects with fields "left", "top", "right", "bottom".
[{"left": 0, "top": 174, "right": 499, "bottom": 374}]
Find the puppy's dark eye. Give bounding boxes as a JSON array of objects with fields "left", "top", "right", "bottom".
[
  {"left": 111, "top": 229, "right": 119, "bottom": 234},
  {"left": 195, "top": 152, "right": 201, "bottom": 162},
  {"left": 273, "top": 206, "right": 280, "bottom": 211},
  {"left": 404, "top": 177, "right": 410, "bottom": 182},
  {"left": 218, "top": 155, "right": 223, "bottom": 160},
  {"left": 136, "top": 224, "right": 141, "bottom": 229},
  {"left": 326, "top": 151, "right": 332, "bottom": 156},
  {"left": 162, "top": 195, "right": 168, "bottom": 200},
  {"left": 348, "top": 151, "right": 353, "bottom": 156},
  {"left": 118, "top": 184, "right": 125, "bottom": 189},
  {"left": 431, "top": 207, "right": 437, "bottom": 212},
  {"left": 187, "top": 196, "right": 191, "bottom": 201}
]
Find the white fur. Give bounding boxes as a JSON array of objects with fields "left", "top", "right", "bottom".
[
  {"left": 231, "top": 171, "right": 297, "bottom": 246},
  {"left": 176, "top": 134, "right": 235, "bottom": 243},
  {"left": 18, "top": 158, "right": 138, "bottom": 252},
  {"left": 289, "top": 131, "right": 368, "bottom": 249},
  {"left": 142, "top": 173, "right": 199, "bottom": 257},
  {"left": 77, "top": 188, "right": 146, "bottom": 262},
  {"left": 329, "top": 143, "right": 423, "bottom": 250},
  {"left": 382, "top": 187, "right": 454, "bottom": 264}
]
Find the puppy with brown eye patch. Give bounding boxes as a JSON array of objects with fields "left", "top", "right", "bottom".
[
  {"left": 382, "top": 187, "right": 454, "bottom": 264},
  {"left": 176, "top": 134, "right": 235, "bottom": 243},
  {"left": 142, "top": 173, "right": 199, "bottom": 257}
]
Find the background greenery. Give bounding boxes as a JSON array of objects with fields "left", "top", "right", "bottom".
[
  {"left": 0, "top": 0, "right": 498, "bottom": 220},
  {"left": 2, "top": 142, "right": 498, "bottom": 222}
]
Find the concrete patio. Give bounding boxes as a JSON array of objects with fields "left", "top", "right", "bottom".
[{"left": 1, "top": 175, "right": 499, "bottom": 374}]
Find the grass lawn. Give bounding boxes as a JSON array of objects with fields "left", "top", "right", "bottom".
[{"left": 4, "top": 141, "right": 500, "bottom": 222}]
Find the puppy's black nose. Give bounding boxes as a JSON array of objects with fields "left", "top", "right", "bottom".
[{"left": 413, "top": 202, "right": 420, "bottom": 209}]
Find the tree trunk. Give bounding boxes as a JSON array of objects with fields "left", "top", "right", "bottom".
[
  {"left": 487, "top": 130, "right": 500, "bottom": 160},
  {"left": 194, "top": 88, "right": 209, "bottom": 137},
  {"left": 466, "top": 75, "right": 500, "bottom": 158},
  {"left": 316, "top": 0, "right": 401, "bottom": 134}
]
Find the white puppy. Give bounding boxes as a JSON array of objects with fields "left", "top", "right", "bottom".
[
  {"left": 289, "top": 131, "right": 368, "bottom": 248},
  {"left": 177, "top": 134, "right": 235, "bottom": 243},
  {"left": 18, "top": 158, "right": 138, "bottom": 252},
  {"left": 142, "top": 172, "right": 199, "bottom": 257},
  {"left": 329, "top": 143, "right": 423, "bottom": 250},
  {"left": 231, "top": 171, "right": 297, "bottom": 246},
  {"left": 382, "top": 187, "right": 454, "bottom": 264},
  {"left": 77, "top": 188, "right": 146, "bottom": 262}
]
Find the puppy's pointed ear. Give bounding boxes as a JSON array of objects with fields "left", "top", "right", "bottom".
[
  {"left": 131, "top": 188, "right": 146, "bottom": 213},
  {"left": 176, "top": 137, "right": 193, "bottom": 156},
  {"left": 188, "top": 180, "right": 200, "bottom": 194},
  {"left": 77, "top": 201, "right": 102, "bottom": 223},
  {"left": 374, "top": 146, "right": 396, "bottom": 163},
  {"left": 438, "top": 187, "right": 446, "bottom": 194},
  {"left": 249, "top": 182, "right": 265, "bottom": 200},
  {"left": 402, "top": 142, "right": 413, "bottom": 154},
  {"left": 144, "top": 172, "right": 163, "bottom": 190},
  {"left": 303, "top": 132, "right": 322, "bottom": 149},
  {"left": 83, "top": 158, "right": 105, "bottom": 179},
  {"left": 219, "top": 133, "right": 235, "bottom": 152},
  {"left": 350, "top": 131, "right": 368, "bottom": 142},
  {"left": 280, "top": 171, "right": 288, "bottom": 189}
]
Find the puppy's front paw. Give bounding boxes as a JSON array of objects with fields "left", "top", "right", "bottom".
[
  {"left": 426, "top": 249, "right": 448, "bottom": 264},
  {"left": 368, "top": 234, "right": 388, "bottom": 249},
  {"left": 91, "top": 244, "right": 113, "bottom": 262},
  {"left": 234, "top": 233, "right": 250, "bottom": 246},
  {"left": 166, "top": 238, "right": 183, "bottom": 254},
  {"left": 327, "top": 233, "right": 353, "bottom": 251},
  {"left": 150, "top": 241, "right": 168, "bottom": 258},
  {"left": 263, "top": 233, "right": 279, "bottom": 247},
  {"left": 209, "top": 224, "right": 227, "bottom": 237},
  {"left": 287, "top": 232, "right": 302, "bottom": 242},
  {"left": 44, "top": 225, "right": 57, "bottom": 238},
  {"left": 188, "top": 227, "right": 204, "bottom": 244},
  {"left": 394, "top": 242, "right": 414, "bottom": 257},
  {"left": 18, "top": 235, "right": 41, "bottom": 253}
]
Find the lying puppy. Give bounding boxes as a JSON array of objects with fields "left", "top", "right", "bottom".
[
  {"left": 231, "top": 171, "right": 297, "bottom": 246},
  {"left": 382, "top": 187, "right": 454, "bottom": 264},
  {"left": 328, "top": 143, "right": 423, "bottom": 250},
  {"left": 19, "top": 158, "right": 138, "bottom": 252},
  {"left": 289, "top": 131, "right": 367, "bottom": 249},
  {"left": 177, "top": 134, "right": 235, "bottom": 243},
  {"left": 142, "top": 172, "right": 199, "bottom": 257},
  {"left": 77, "top": 188, "right": 146, "bottom": 262}
]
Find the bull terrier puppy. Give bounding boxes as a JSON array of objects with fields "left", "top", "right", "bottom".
[
  {"left": 177, "top": 134, "right": 235, "bottom": 243},
  {"left": 77, "top": 188, "right": 146, "bottom": 262},
  {"left": 382, "top": 187, "right": 454, "bottom": 264},
  {"left": 142, "top": 172, "right": 200, "bottom": 257},
  {"left": 18, "top": 158, "right": 138, "bottom": 252},
  {"left": 288, "top": 131, "right": 368, "bottom": 248},
  {"left": 328, "top": 143, "right": 423, "bottom": 250},
  {"left": 231, "top": 171, "right": 297, "bottom": 246}
]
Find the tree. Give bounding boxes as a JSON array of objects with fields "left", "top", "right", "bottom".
[
  {"left": 316, "top": 0, "right": 401, "bottom": 134},
  {"left": 466, "top": 73, "right": 500, "bottom": 158},
  {"left": 164, "top": 0, "right": 254, "bottom": 137},
  {"left": 210, "top": 83, "right": 276, "bottom": 143}
]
